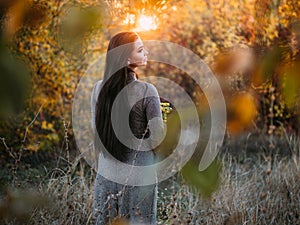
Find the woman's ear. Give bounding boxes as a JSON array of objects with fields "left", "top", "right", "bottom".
[{"left": 127, "top": 59, "right": 131, "bottom": 65}]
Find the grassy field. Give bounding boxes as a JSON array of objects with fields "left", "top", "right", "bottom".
[{"left": 0, "top": 134, "right": 299, "bottom": 225}]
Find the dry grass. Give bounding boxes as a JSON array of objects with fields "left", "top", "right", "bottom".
[
  {"left": 1, "top": 135, "right": 300, "bottom": 225},
  {"left": 156, "top": 149, "right": 300, "bottom": 225}
]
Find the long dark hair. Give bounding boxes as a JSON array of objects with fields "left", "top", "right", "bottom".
[{"left": 95, "top": 31, "right": 139, "bottom": 162}]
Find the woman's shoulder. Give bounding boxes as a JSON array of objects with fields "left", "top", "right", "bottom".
[{"left": 133, "top": 80, "right": 158, "bottom": 94}]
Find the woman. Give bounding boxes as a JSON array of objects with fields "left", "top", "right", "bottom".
[{"left": 92, "top": 31, "right": 164, "bottom": 225}]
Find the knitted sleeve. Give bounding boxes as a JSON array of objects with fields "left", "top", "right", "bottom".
[{"left": 144, "top": 83, "right": 166, "bottom": 149}]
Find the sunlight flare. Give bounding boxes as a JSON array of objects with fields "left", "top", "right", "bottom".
[{"left": 134, "top": 15, "right": 158, "bottom": 31}]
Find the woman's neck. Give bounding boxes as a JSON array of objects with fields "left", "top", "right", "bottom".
[
  {"left": 127, "top": 67, "right": 137, "bottom": 82},
  {"left": 127, "top": 66, "right": 136, "bottom": 72}
]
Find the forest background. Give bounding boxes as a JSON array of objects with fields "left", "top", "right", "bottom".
[{"left": 0, "top": 0, "right": 300, "bottom": 224}]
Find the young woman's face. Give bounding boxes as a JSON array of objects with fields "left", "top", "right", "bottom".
[{"left": 128, "top": 37, "right": 148, "bottom": 68}]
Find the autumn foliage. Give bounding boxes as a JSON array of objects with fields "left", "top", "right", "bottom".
[{"left": 0, "top": 0, "right": 300, "bottom": 152}]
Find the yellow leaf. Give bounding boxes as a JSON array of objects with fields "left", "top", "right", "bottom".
[{"left": 41, "top": 121, "right": 47, "bottom": 129}]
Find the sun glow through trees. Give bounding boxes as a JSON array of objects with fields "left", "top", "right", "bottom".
[{"left": 134, "top": 15, "right": 158, "bottom": 31}]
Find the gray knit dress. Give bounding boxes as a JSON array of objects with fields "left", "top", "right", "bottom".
[{"left": 91, "top": 73, "right": 164, "bottom": 225}]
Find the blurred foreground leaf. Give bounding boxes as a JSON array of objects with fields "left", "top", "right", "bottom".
[
  {"left": 58, "top": 3, "right": 107, "bottom": 54},
  {"left": 109, "top": 217, "right": 130, "bottom": 225},
  {"left": 181, "top": 159, "right": 222, "bottom": 198},
  {"left": 252, "top": 47, "right": 283, "bottom": 86},
  {"left": 280, "top": 61, "right": 300, "bottom": 109},
  {"left": 0, "top": 188, "right": 50, "bottom": 224},
  {"left": 227, "top": 91, "right": 257, "bottom": 135},
  {"left": 0, "top": 40, "right": 29, "bottom": 120}
]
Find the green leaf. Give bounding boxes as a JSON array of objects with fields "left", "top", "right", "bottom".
[
  {"left": 0, "top": 42, "right": 29, "bottom": 120},
  {"left": 181, "top": 159, "right": 222, "bottom": 197}
]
